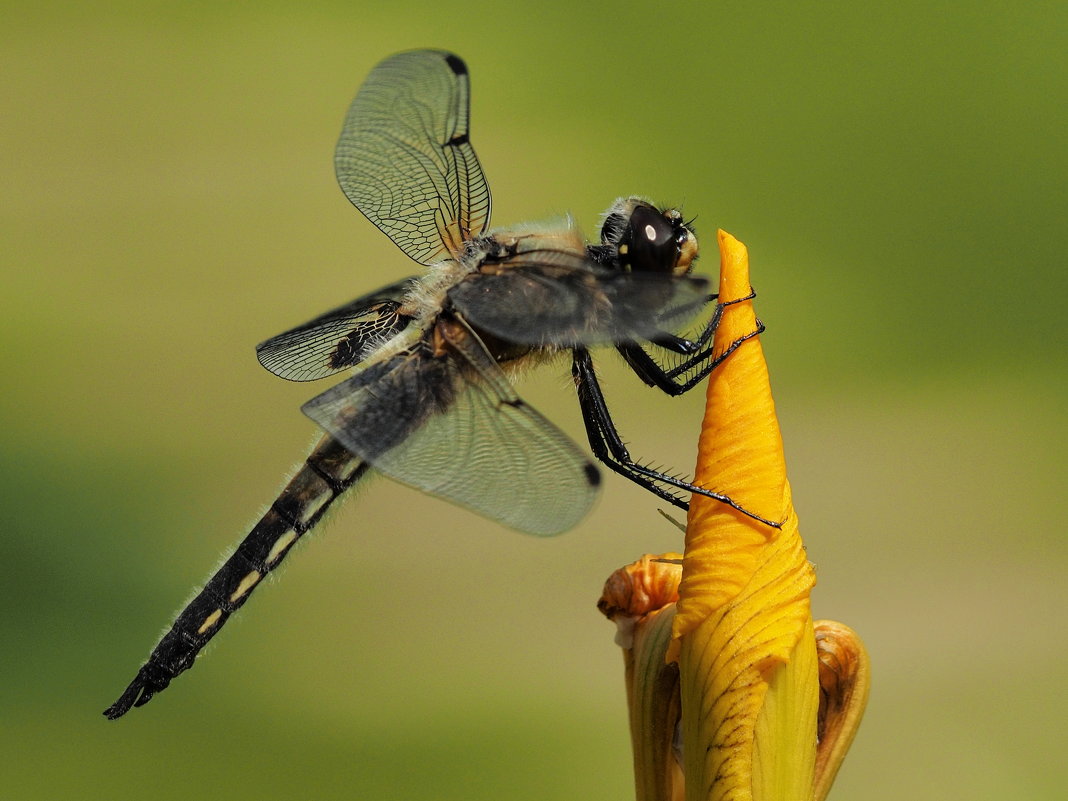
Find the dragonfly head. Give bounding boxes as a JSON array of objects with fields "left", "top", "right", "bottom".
[{"left": 599, "top": 197, "right": 699, "bottom": 277}]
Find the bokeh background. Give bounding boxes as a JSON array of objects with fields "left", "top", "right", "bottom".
[{"left": 3, "top": 2, "right": 1065, "bottom": 799}]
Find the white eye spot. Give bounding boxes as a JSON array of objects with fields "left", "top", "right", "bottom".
[{"left": 643, "top": 224, "right": 657, "bottom": 241}]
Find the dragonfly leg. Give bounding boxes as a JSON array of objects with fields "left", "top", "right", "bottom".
[
  {"left": 619, "top": 286, "right": 761, "bottom": 396},
  {"left": 572, "top": 347, "right": 781, "bottom": 528},
  {"left": 620, "top": 314, "right": 765, "bottom": 397}
]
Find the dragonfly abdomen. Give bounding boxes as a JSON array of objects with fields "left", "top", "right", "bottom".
[{"left": 104, "top": 437, "right": 368, "bottom": 719}]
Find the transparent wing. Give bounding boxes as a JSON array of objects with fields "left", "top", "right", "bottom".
[
  {"left": 335, "top": 50, "right": 491, "bottom": 265},
  {"left": 448, "top": 247, "right": 711, "bottom": 346},
  {"left": 256, "top": 277, "right": 416, "bottom": 382},
  {"left": 301, "top": 328, "right": 599, "bottom": 536}
]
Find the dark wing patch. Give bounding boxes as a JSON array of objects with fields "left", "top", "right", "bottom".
[
  {"left": 447, "top": 246, "right": 711, "bottom": 346},
  {"left": 335, "top": 49, "right": 491, "bottom": 265},
  {"left": 256, "top": 277, "right": 416, "bottom": 382},
  {"left": 301, "top": 327, "right": 598, "bottom": 536}
]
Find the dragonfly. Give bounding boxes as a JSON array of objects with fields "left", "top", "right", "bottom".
[{"left": 104, "top": 49, "right": 771, "bottom": 720}]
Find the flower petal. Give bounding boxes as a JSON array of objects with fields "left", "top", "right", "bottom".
[
  {"left": 600, "top": 555, "right": 685, "bottom": 801},
  {"left": 671, "top": 231, "right": 817, "bottom": 801}
]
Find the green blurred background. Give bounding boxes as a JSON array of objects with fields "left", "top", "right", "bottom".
[{"left": 3, "top": 1, "right": 1065, "bottom": 798}]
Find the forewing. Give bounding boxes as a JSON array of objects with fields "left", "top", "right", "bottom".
[
  {"left": 301, "top": 336, "right": 599, "bottom": 536},
  {"left": 256, "top": 277, "right": 416, "bottom": 382},
  {"left": 335, "top": 50, "right": 491, "bottom": 265},
  {"left": 448, "top": 249, "right": 711, "bottom": 346}
]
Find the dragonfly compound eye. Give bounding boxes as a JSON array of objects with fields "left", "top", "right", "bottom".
[{"left": 623, "top": 204, "right": 682, "bottom": 274}]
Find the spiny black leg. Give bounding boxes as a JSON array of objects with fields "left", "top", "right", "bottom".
[
  {"left": 659, "top": 287, "right": 754, "bottom": 355},
  {"left": 619, "top": 319, "right": 766, "bottom": 396},
  {"left": 620, "top": 287, "right": 763, "bottom": 395},
  {"left": 654, "top": 292, "right": 723, "bottom": 352},
  {"left": 649, "top": 331, "right": 702, "bottom": 355},
  {"left": 619, "top": 342, "right": 691, "bottom": 395},
  {"left": 721, "top": 287, "right": 758, "bottom": 307},
  {"left": 671, "top": 318, "right": 765, "bottom": 387},
  {"left": 572, "top": 348, "right": 691, "bottom": 509},
  {"left": 572, "top": 347, "right": 781, "bottom": 528},
  {"left": 622, "top": 308, "right": 722, "bottom": 392}
]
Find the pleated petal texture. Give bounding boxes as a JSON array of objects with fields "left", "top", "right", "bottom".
[{"left": 672, "top": 231, "right": 818, "bottom": 801}]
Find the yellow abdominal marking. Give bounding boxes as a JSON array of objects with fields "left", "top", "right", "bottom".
[
  {"left": 197, "top": 609, "right": 223, "bottom": 634},
  {"left": 300, "top": 488, "right": 331, "bottom": 524},
  {"left": 229, "top": 570, "right": 262, "bottom": 603},
  {"left": 266, "top": 530, "right": 298, "bottom": 566}
]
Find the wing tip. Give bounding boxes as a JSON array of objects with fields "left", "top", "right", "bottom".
[
  {"left": 584, "top": 462, "right": 602, "bottom": 488},
  {"left": 442, "top": 53, "right": 467, "bottom": 76}
]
